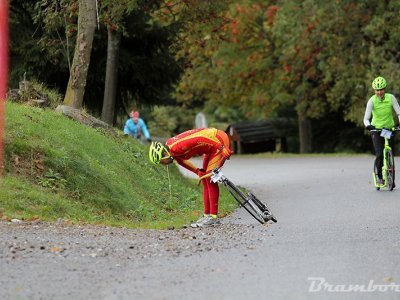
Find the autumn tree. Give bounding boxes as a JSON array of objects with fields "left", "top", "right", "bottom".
[
  {"left": 156, "top": 0, "right": 234, "bottom": 104},
  {"left": 170, "top": 1, "right": 283, "bottom": 123},
  {"left": 336, "top": 1, "right": 400, "bottom": 124},
  {"left": 272, "top": 1, "right": 328, "bottom": 152},
  {"left": 204, "top": 2, "right": 280, "bottom": 119},
  {"left": 171, "top": 0, "right": 399, "bottom": 152}
]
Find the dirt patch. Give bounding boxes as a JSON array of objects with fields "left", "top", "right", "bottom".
[{"left": 9, "top": 151, "right": 46, "bottom": 178}]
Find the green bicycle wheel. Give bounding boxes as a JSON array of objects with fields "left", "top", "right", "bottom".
[
  {"left": 374, "top": 165, "right": 380, "bottom": 191},
  {"left": 386, "top": 150, "right": 395, "bottom": 191}
]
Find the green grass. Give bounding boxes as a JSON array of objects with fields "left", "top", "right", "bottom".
[{"left": 0, "top": 102, "right": 237, "bottom": 229}]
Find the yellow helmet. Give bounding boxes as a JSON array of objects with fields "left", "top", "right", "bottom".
[
  {"left": 372, "top": 76, "right": 387, "bottom": 90},
  {"left": 149, "top": 141, "right": 169, "bottom": 164}
]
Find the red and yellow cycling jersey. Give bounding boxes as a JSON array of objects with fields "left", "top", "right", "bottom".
[{"left": 166, "top": 128, "right": 232, "bottom": 173}]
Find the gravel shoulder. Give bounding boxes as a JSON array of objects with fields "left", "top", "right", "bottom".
[{"left": 1, "top": 215, "right": 273, "bottom": 300}]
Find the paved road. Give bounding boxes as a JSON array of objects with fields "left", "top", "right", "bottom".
[
  {"left": 175, "top": 155, "right": 400, "bottom": 300},
  {"left": 2, "top": 156, "right": 400, "bottom": 299}
]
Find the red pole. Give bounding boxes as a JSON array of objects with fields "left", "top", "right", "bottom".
[{"left": 0, "top": 0, "right": 9, "bottom": 176}]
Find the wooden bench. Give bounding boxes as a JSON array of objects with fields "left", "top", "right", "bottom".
[{"left": 226, "top": 121, "right": 287, "bottom": 154}]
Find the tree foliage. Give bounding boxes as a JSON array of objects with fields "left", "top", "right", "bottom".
[
  {"left": 10, "top": 0, "right": 181, "bottom": 119},
  {"left": 9, "top": 0, "right": 71, "bottom": 89},
  {"left": 10, "top": 0, "right": 400, "bottom": 152},
  {"left": 170, "top": 0, "right": 400, "bottom": 151}
]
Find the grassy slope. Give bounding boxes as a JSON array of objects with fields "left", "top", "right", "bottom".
[{"left": 0, "top": 102, "right": 236, "bottom": 229}]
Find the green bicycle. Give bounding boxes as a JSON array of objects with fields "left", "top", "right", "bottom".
[{"left": 371, "top": 128, "right": 399, "bottom": 191}]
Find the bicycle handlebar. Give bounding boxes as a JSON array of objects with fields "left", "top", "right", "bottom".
[
  {"left": 197, "top": 168, "right": 225, "bottom": 185},
  {"left": 369, "top": 127, "right": 400, "bottom": 140},
  {"left": 210, "top": 168, "right": 225, "bottom": 183},
  {"left": 370, "top": 127, "right": 400, "bottom": 132}
]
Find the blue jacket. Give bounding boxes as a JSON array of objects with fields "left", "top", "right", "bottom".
[{"left": 123, "top": 118, "right": 150, "bottom": 139}]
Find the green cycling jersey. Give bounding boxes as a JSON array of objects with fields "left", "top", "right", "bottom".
[{"left": 363, "top": 93, "right": 400, "bottom": 129}]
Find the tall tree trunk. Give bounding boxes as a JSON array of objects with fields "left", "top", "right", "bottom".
[
  {"left": 298, "top": 111, "right": 312, "bottom": 153},
  {"left": 63, "top": 0, "right": 96, "bottom": 109},
  {"left": 101, "top": 28, "right": 121, "bottom": 125}
]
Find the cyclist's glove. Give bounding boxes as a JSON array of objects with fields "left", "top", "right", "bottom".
[{"left": 366, "top": 125, "right": 375, "bottom": 131}]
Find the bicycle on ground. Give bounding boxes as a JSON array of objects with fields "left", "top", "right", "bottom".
[
  {"left": 210, "top": 168, "right": 277, "bottom": 224},
  {"left": 370, "top": 127, "right": 400, "bottom": 191}
]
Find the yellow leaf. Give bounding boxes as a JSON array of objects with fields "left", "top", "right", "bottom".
[{"left": 49, "top": 246, "right": 63, "bottom": 253}]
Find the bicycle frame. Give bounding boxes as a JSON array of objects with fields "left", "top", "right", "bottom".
[
  {"left": 373, "top": 137, "right": 390, "bottom": 187},
  {"left": 371, "top": 128, "right": 397, "bottom": 190},
  {"left": 210, "top": 168, "right": 277, "bottom": 224}
]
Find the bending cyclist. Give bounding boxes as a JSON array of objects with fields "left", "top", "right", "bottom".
[{"left": 148, "top": 128, "right": 232, "bottom": 228}]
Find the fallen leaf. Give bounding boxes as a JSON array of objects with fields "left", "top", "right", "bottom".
[
  {"left": 26, "top": 215, "right": 40, "bottom": 221},
  {"left": 49, "top": 246, "right": 63, "bottom": 253},
  {"left": 35, "top": 162, "right": 44, "bottom": 170},
  {"left": 181, "top": 233, "right": 196, "bottom": 240}
]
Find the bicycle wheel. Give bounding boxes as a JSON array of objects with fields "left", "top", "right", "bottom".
[
  {"left": 222, "top": 179, "right": 266, "bottom": 224},
  {"left": 374, "top": 165, "right": 380, "bottom": 191},
  {"left": 248, "top": 192, "right": 277, "bottom": 223},
  {"left": 386, "top": 150, "right": 395, "bottom": 191}
]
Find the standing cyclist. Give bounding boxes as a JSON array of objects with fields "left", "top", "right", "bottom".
[
  {"left": 363, "top": 76, "right": 400, "bottom": 186},
  {"left": 148, "top": 128, "right": 232, "bottom": 228}
]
